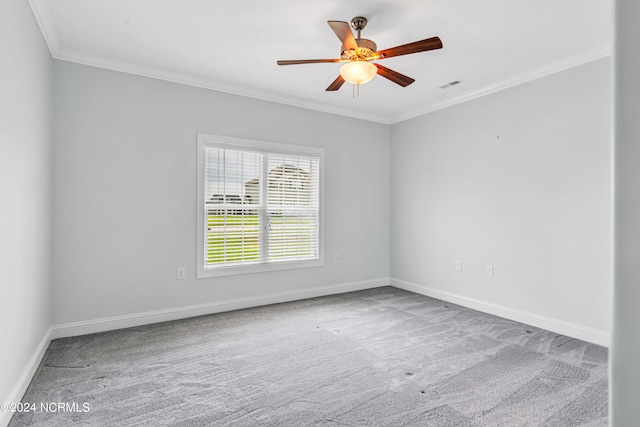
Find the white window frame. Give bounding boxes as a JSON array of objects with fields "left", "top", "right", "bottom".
[{"left": 197, "top": 133, "right": 324, "bottom": 278}]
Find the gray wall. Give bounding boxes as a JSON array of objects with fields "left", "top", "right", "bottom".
[
  {"left": 52, "top": 61, "right": 390, "bottom": 324},
  {"left": 390, "top": 58, "right": 612, "bottom": 334},
  {"left": 612, "top": 0, "right": 640, "bottom": 424},
  {"left": 52, "top": 57, "right": 612, "bottom": 335},
  {"left": 0, "top": 0, "right": 53, "bottom": 406}
]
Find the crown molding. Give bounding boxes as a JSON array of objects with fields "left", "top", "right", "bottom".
[
  {"left": 49, "top": 45, "right": 611, "bottom": 126},
  {"left": 27, "top": 0, "right": 60, "bottom": 54},
  {"left": 52, "top": 49, "right": 392, "bottom": 124},
  {"left": 390, "top": 45, "right": 612, "bottom": 124}
]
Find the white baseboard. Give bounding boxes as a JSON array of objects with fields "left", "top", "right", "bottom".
[
  {"left": 1, "top": 328, "right": 52, "bottom": 427},
  {"left": 51, "top": 278, "right": 390, "bottom": 339},
  {"left": 390, "top": 277, "right": 610, "bottom": 347}
]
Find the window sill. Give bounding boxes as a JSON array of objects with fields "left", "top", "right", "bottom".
[{"left": 196, "top": 258, "right": 324, "bottom": 279}]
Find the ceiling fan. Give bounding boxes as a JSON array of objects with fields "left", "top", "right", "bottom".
[{"left": 277, "top": 16, "right": 443, "bottom": 92}]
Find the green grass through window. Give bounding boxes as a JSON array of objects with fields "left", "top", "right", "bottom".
[{"left": 206, "top": 214, "right": 316, "bottom": 265}]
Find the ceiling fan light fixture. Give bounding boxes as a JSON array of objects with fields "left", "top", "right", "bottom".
[{"left": 339, "top": 61, "right": 377, "bottom": 85}]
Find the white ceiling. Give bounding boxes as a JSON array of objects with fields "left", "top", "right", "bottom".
[{"left": 29, "top": 0, "right": 611, "bottom": 124}]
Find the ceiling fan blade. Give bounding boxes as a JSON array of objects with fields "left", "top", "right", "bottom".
[
  {"left": 374, "top": 64, "right": 415, "bottom": 87},
  {"left": 326, "top": 75, "right": 346, "bottom": 91},
  {"left": 376, "top": 36, "right": 443, "bottom": 60},
  {"left": 277, "top": 58, "right": 344, "bottom": 65},
  {"left": 327, "top": 21, "right": 358, "bottom": 51}
]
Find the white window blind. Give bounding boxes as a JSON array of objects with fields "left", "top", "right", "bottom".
[{"left": 197, "top": 134, "right": 323, "bottom": 278}]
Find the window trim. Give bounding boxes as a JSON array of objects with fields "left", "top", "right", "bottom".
[{"left": 196, "top": 133, "right": 324, "bottom": 278}]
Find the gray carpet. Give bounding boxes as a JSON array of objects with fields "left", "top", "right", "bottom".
[{"left": 9, "top": 287, "right": 608, "bottom": 426}]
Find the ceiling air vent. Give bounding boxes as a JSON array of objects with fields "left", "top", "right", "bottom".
[{"left": 439, "top": 79, "right": 463, "bottom": 89}]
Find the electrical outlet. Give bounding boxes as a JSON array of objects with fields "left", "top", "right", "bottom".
[
  {"left": 455, "top": 260, "right": 463, "bottom": 272},
  {"left": 486, "top": 265, "right": 494, "bottom": 277},
  {"left": 176, "top": 267, "right": 186, "bottom": 280},
  {"left": 334, "top": 254, "right": 340, "bottom": 264}
]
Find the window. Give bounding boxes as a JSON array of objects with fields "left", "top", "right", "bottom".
[{"left": 197, "top": 133, "right": 324, "bottom": 278}]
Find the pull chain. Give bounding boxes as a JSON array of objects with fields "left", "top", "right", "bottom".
[{"left": 352, "top": 83, "right": 361, "bottom": 98}]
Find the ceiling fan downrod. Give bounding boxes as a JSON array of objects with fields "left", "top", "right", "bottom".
[{"left": 350, "top": 16, "right": 367, "bottom": 39}]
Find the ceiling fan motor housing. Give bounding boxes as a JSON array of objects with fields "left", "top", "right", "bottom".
[{"left": 341, "top": 38, "right": 377, "bottom": 60}]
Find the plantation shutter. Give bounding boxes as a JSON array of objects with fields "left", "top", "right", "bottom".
[{"left": 203, "top": 145, "right": 320, "bottom": 270}]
